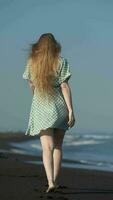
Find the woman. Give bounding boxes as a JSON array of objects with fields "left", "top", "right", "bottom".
[{"left": 22, "top": 33, "right": 75, "bottom": 193}]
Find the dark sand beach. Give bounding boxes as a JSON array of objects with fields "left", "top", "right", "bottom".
[{"left": 0, "top": 132, "right": 113, "bottom": 200}]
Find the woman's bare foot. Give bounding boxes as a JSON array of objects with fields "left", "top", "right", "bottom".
[{"left": 46, "top": 185, "right": 56, "bottom": 193}]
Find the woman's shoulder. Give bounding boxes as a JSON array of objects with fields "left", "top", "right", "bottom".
[
  {"left": 59, "top": 56, "right": 65, "bottom": 61},
  {"left": 59, "top": 56, "right": 67, "bottom": 67},
  {"left": 59, "top": 56, "right": 68, "bottom": 68}
]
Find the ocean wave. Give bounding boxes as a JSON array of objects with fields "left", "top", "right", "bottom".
[
  {"left": 63, "top": 133, "right": 113, "bottom": 146},
  {"left": 64, "top": 140, "right": 102, "bottom": 146},
  {"left": 65, "top": 133, "right": 113, "bottom": 140}
]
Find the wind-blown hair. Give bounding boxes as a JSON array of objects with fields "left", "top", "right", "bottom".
[{"left": 27, "top": 33, "right": 61, "bottom": 100}]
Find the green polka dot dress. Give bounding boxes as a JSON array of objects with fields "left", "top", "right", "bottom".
[{"left": 22, "top": 56, "right": 72, "bottom": 136}]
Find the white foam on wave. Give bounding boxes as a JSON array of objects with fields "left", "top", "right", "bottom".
[
  {"left": 82, "top": 134, "right": 112, "bottom": 140},
  {"left": 31, "top": 143, "right": 42, "bottom": 150},
  {"left": 64, "top": 139, "right": 102, "bottom": 146},
  {"left": 9, "top": 148, "right": 27, "bottom": 155},
  {"left": 80, "top": 160, "right": 88, "bottom": 164}
]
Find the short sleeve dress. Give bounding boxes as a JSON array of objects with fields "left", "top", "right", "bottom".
[{"left": 22, "top": 56, "right": 72, "bottom": 136}]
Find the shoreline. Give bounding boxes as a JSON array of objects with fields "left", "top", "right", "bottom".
[
  {"left": 1, "top": 132, "right": 113, "bottom": 173},
  {"left": 0, "top": 132, "right": 113, "bottom": 199}
]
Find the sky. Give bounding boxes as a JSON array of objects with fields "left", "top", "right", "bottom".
[{"left": 0, "top": 0, "right": 113, "bottom": 134}]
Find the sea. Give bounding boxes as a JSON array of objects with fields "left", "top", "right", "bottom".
[{"left": 8, "top": 131, "right": 113, "bottom": 172}]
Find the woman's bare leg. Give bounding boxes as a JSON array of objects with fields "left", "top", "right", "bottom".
[
  {"left": 39, "top": 128, "right": 55, "bottom": 188},
  {"left": 53, "top": 128, "right": 66, "bottom": 185}
]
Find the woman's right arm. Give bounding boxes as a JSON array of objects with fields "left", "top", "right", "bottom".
[{"left": 60, "top": 82, "right": 75, "bottom": 128}]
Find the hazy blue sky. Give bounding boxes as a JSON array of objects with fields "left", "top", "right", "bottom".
[{"left": 0, "top": 0, "right": 113, "bottom": 134}]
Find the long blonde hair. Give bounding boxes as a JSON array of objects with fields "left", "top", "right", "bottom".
[{"left": 27, "top": 33, "right": 61, "bottom": 100}]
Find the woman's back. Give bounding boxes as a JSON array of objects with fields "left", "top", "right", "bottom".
[
  {"left": 23, "top": 56, "right": 71, "bottom": 88},
  {"left": 22, "top": 56, "right": 72, "bottom": 136}
]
